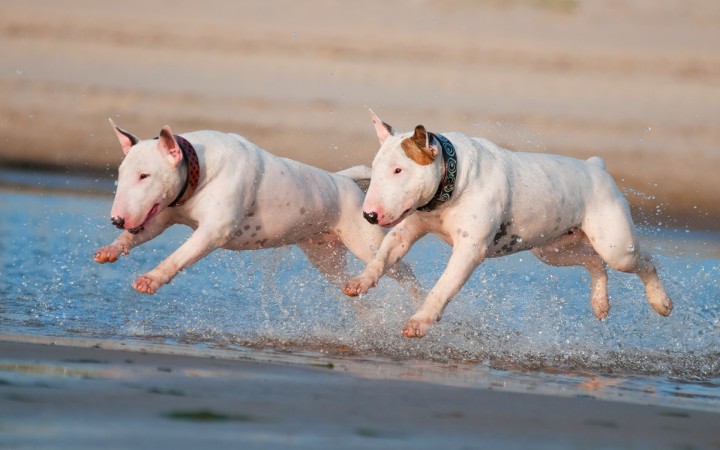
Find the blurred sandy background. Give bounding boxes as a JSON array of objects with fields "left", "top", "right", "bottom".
[{"left": 1, "top": 0, "right": 718, "bottom": 229}]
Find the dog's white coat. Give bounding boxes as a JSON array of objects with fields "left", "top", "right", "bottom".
[
  {"left": 344, "top": 112, "right": 672, "bottom": 337},
  {"left": 95, "top": 121, "right": 415, "bottom": 295}
]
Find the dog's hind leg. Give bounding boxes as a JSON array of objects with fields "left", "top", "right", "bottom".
[
  {"left": 384, "top": 261, "right": 423, "bottom": 302},
  {"left": 532, "top": 229, "right": 610, "bottom": 320},
  {"left": 298, "top": 239, "right": 350, "bottom": 288},
  {"left": 582, "top": 199, "right": 673, "bottom": 317}
]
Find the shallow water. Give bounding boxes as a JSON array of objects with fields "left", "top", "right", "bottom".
[{"left": 1, "top": 177, "right": 719, "bottom": 411}]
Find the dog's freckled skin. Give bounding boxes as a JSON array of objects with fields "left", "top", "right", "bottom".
[
  {"left": 492, "top": 222, "right": 508, "bottom": 246},
  {"left": 345, "top": 111, "right": 673, "bottom": 338},
  {"left": 95, "top": 119, "right": 420, "bottom": 297}
]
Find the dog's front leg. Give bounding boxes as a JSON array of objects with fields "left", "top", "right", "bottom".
[
  {"left": 133, "top": 227, "right": 225, "bottom": 294},
  {"left": 402, "top": 244, "right": 485, "bottom": 338},
  {"left": 343, "top": 219, "right": 426, "bottom": 296},
  {"left": 94, "top": 216, "right": 172, "bottom": 264}
]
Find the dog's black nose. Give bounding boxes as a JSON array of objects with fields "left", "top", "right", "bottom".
[
  {"left": 363, "top": 211, "right": 379, "bottom": 225},
  {"left": 111, "top": 216, "right": 125, "bottom": 230}
]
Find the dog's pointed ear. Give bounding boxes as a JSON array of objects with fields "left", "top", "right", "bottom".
[
  {"left": 109, "top": 118, "right": 139, "bottom": 155},
  {"left": 401, "top": 125, "right": 437, "bottom": 165},
  {"left": 369, "top": 109, "right": 395, "bottom": 145},
  {"left": 157, "top": 125, "right": 183, "bottom": 167}
]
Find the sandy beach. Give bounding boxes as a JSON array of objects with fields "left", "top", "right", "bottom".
[
  {"left": 1, "top": 334, "right": 719, "bottom": 450},
  {"left": 1, "top": 0, "right": 719, "bottom": 228}
]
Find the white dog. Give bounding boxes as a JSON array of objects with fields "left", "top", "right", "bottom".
[
  {"left": 95, "top": 120, "right": 416, "bottom": 295},
  {"left": 344, "top": 111, "right": 673, "bottom": 337}
]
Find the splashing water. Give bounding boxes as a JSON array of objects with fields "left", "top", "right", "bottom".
[{"left": 1, "top": 186, "right": 719, "bottom": 386}]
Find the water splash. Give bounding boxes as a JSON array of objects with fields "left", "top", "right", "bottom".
[{"left": 1, "top": 188, "right": 719, "bottom": 382}]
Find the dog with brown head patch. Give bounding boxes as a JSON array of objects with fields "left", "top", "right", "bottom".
[
  {"left": 362, "top": 115, "right": 446, "bottom": 228},
  {"left": 345, "top": 110, "right": 672, "bottom": 338}
]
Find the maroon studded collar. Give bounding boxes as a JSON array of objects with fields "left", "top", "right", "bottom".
[{"left": 169, "top": 135, "right": 200, "bottom": 207}]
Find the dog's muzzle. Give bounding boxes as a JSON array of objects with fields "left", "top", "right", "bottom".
[{"left": 363, "top": 211, "right": 379, "bottom": 225}]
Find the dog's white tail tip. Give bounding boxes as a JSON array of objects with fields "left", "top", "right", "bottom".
[
  {"left": 335, "top": 165, "right": 372, "bottom": 181},
  {"left": 587, "top": 156, "right": 606, "bottom": 169}
]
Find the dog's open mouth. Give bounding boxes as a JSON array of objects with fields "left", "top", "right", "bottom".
[
  {"left": 129, "top": 203, "right": 161, "bottom": 234},
  {"left": 380, "top": 208, "right": 412, "bottom": 228}
]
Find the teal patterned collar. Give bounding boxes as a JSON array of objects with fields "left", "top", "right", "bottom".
[{"left": 418, "top": 133, "right": 457, "bottom": 212}]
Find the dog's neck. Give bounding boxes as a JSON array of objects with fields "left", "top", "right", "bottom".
[
  {"left": 417, "top": 132, "right": 457, "bottom": 212},
  {"left": 169, "top": 135, "right": 200, "bottom": 207}
]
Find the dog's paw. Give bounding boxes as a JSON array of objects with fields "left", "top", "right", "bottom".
[
  {"left": 645, "top": 279, "right": 673, "bottom": 317},
  {"left": 401, "top": 315, "right": 432, "bottom": 338},
  {"left": 133, "top": 274, "right": 162, "bottom": 295},
  {"left": 94, "top": 245, "right": 126, "bottom": 264},
  {"left": 651, "top": 294, "right": 673, "bottom": 317},
  {"left": 343, "top": 275, "right": 376, "bottom": 297},
  {"left": 591, "top": 295, "right": 610, "bottom": 321},
  {"left": 93, "top": 245, "right": 120, "bottom": 264}
]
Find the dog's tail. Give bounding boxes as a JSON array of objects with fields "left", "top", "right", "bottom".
[
  {"left": 335, "top": 165, "right": 372, "bottom": 181},
  {"left": 586, "top": 156, "right": 606, "bottom": 170}
]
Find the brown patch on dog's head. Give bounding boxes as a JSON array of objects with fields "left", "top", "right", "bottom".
[{"left": 401, "top": 125, "right": 436, "bottom": 165}]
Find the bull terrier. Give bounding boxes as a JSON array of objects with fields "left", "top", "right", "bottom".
[
  {"left": 344, "top": 111, "right": 673, "bottom": 337},
  {"left": 95, "top": 120, "right": 417, "bottom": 295}
]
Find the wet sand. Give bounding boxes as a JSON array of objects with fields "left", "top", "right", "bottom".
[
  {"left": 1, "top": 0, "right": 719, "bottom": 228},
  {"left": 1, "top": 334, "right": 718, "bottom": 449}
]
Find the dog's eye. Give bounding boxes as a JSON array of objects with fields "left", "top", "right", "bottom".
[
  {"left": 394, "top": 168, "right": 402, "bottom": 174},
  {"left": 139, "top": 173, "right": 150, "bottom": 180}
]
